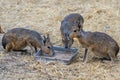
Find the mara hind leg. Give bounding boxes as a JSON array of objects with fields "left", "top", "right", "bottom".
[
  {"left": 108, "top": 52, "right": 116, "bottom": 64},
  {"left": 5, "top": 43, "right": 13, "bottom": 52},
  {"left": 12, "top": 49, "right": 27, "bottom": 52},
  {"left": 99, "top": 57, "right": 111, "bottom": 62},
  {"left": 12, "top": 49, "right": 28, "bottom": 55}
]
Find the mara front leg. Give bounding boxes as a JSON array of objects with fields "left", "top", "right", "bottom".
[{"left": 83, "top": 48, "right": 90, "bottom": 64}]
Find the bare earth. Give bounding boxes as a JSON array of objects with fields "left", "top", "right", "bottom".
[{"left": 0, "top": 0, "right": 120, "bottom": 80}]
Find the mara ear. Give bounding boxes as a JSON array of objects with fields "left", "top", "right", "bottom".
[
  {"left": 43, "top": 35, "right": 46, "bottom": 45},
  {"left": 79, "top": 16, "right": 84, "bottom": 28},
  {"left": 77, "top": 20, "right": 82, "bottom": 29},
  {"left": 47, "top": 34, "right": 50, "bottom": 42},
  {"left": 76, "top": 16, "right": 84, "bottom": 29}
]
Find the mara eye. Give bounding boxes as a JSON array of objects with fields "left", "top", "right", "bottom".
[
  {"left": 74, "top": 30, "right": 77, "bottom": 32},
  {"left": 47, "top": 46, "right": 51, "bottom": 49}
]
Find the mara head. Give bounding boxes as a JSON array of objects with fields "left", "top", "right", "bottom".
[
  {"left": 41, "top": 34, "right": 54, "bottom": 56},
  {"left": 69, "top": 23, "right": 83, "bottom": 39}
]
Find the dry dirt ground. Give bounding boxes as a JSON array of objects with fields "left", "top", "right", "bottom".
[{"left": 0, "top": 0, "right": 120, "bottom": 80}]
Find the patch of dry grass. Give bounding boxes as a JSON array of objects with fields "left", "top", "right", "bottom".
[{"left": 0, "top": 0, "right": 120, "bottom": 80}]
